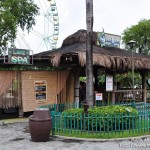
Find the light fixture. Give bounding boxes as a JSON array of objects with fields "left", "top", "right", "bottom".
[
  {"left": 127, "top": 40, "right": 136, "bottom": 49},
  {"left": 127, "top": 40, "right": 136, "bottom": 101},
  {"left": 65, "top": 56, "right": 72, "bottom": 61}
]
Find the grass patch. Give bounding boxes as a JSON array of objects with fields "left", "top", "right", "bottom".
[
  {"left": 53, "top": 118, "right": 150, "bottom": 139},
  {"left": 54, "top": 129, "right": 150, "bottom": 139},
  {"left": 53, "top": 105, "right": 150, "bottom": 139}
]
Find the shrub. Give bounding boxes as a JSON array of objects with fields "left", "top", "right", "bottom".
[{"left": 62, "top": 105, "right": 138, "bottom": 132}]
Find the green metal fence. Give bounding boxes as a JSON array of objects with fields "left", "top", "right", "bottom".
[
  {"left": 39, "top": 102, "right": 150, "bottom": 138},
  {"left": 39, "top": 101, "right": 150, "bottom": 114},
  {"left": 52, "top": 112, "right": 150, "bottom": 138},
  {"left": 39, "top": 103, "right": 80, "bottom": 113}
]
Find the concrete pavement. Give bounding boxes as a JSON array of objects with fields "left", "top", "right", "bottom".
[{"left": 0, "top": 119, "right": 150, "bottom": 150}]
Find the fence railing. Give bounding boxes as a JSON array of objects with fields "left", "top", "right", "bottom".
[
  {"left": 39, "top": 103, "right": 80, "bottom": 113},
  {"left": 39, "top": 102, "right": 150, "bottom": 138},
  {"left": 39, "top": 102, "right": 150, "bottom": 114},
  {"left": 52, "top": 112, "right": 150, "bottom": 138},
  {"left": 115, "top": 89, "right": 143, "bottom": 102}
]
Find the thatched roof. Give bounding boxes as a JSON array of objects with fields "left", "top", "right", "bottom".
[
  {"left": 62, "top": 29, "right": 97, "bottom": 47},
  {"left": 35, "top": 29, "right": 150, "bottom": 71}
]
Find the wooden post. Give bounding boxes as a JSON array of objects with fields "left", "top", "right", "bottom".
[
  {"left": 141, "top": 72, "right": 147, "bottom": 103},
  {"left": 74, "top": 68, "right": 80, "bottom": 108},
  {"left": 94, "top": 67, "right": 99, "bottom": 91},
  {"left": 18, "top": 71, "right": 23, "bottom": 117},
  {"left": 111, "top": 74, "right": 116, "bottom": 105},
  {"left": 93, "top": 68, "right": 99, "bottom": 106}
]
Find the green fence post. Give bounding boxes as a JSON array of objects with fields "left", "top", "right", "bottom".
[
  {"left": 54, "top": 104, "right": 57, "bottom": 111},
  {"left": 52, "top": 113, "right": 55, "bottom": 135},
  {"left": 131, "top": 100, "right": 135, "bottom": 108}
]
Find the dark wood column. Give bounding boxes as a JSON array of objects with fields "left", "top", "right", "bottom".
[
  {"left": 111, "top": 73, "right": 115, "bottom": 104},
  {"left": 74, "top": 68, "right": 80, "bottom": 108},
  {"left": 94, "top": 67, "right": 99, "bottom": 91},
  {"left": 18, "top": 71, "right": 23, "bottom": 117},
  {"left": 141, "top": 72, "right": 147, "bottom": 103}
]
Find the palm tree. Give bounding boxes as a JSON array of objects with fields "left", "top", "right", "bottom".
[{"left": 86, "top": 0, "right": 94, "bottom": 107}]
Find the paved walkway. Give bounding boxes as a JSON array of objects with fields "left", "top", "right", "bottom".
[{"left": 0, "top": 119, "right": 150, "bottom": 150}]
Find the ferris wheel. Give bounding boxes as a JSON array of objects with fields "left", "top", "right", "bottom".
[{"left": 14, "top": 0, "right": 59, "bottom": 54}]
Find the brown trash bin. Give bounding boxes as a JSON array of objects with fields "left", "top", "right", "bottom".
[{"left": 29, "top": 108, "right": 52, "bottom": 142}]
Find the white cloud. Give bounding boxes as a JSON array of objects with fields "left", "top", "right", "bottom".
[{"left": 57, "top": 0, "right": 150, "bottom": 48}]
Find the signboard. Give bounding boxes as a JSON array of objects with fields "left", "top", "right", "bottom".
[
  {"left": 106, "top": 75, "right": 113, "bottom": 91},
  {"left": 97, "top": 30, "right": 121, "bottom": 48},
  {"left": 96, "top": 93, "right": 103, "bottom": 101},
  {"left": 8, "top": 48, "right": 31, "bottom": 64},
  {"left": 34, "top": 80, "right": 47, "bottom": 102}
]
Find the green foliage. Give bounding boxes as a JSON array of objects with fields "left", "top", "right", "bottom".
[
  {"left": 115, "top": 72, "right": 142, "bottom": 88},
  {"left": 79, "top": 77, "right": 86, "bottom": 82},
  {"left": 62, "top": 105, "right": 138, "bottom": 132},
  {"left": 63, "top": 105, "right": 138, "bottom": 116},
  {"left": 0, "top": 65, "right": 63, "bottom": 71},
  {"left": 62, "top": 108, "right": 83, "bottom": 115},
  {"left": 122, "top": 19, "right": 150, "bottom": 55},
  {"left": 98, "top": 75, "right": 105, "bottom": 84},
  {"left": 98, "top": 73, "right": 142, "bottom": 89},
  {"left": 0, "top": 0, "right": 39, "bottom": 47},
  {"left": 88, "top": 105, "right": 138, "bottom": 115}
]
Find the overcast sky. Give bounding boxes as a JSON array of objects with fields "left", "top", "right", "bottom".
[
  {"left": 16, "top": 0, "right": 150, "bottom": 53},
  {"left": 57, "top": 0, "right": 150, "bottom": 47}
]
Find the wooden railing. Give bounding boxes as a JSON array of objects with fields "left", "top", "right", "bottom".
[
  {"left": 115, "top": 89, "right": 143, "bottom": 102},
  {"left": 147, "top": 89, "right": 150, "bottom": 102}
]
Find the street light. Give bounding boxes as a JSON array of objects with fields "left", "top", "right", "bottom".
[{"left": 127, "top": 40, "right": 136, "bottom": 102}]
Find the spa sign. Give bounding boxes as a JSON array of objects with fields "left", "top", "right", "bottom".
[{"left": 8, "top": 48, "right": 30, "bottom": 64}]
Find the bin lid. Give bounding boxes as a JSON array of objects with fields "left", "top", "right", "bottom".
[
  {"left": 32, "top": 108, "right": 51, "bottom": 120},
  {"left": 35, "top": 108, "right": 49, "bottom": 111}
]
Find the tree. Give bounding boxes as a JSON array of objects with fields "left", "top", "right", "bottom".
[
  {"left": 115, "top": 73, "right": 142, "bottom": 88},
  {"left": 122, "top": 19, "right": 150, "bottom": 55},
  {"left": 0, "top": 0, "right": 39, "bottom": 48},
  {"left": 86, "top": 0, "right": 94, "bottom": 107}
]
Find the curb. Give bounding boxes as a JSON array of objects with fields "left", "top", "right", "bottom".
[{"left": 53, "top": 134, "right": 150, "bottom": 142}]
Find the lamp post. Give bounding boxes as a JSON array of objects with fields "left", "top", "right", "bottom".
[{"left": 127, "top": 40, "right": 136, "bottom": 103}]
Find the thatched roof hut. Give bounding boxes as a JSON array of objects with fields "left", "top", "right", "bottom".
[{"left": 35, "top": 29, "right": 150, "bottom": 72}]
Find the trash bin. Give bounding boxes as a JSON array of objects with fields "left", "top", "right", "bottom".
[{"left": 29, "top": 108, "right": 52, "bottom": 142}]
